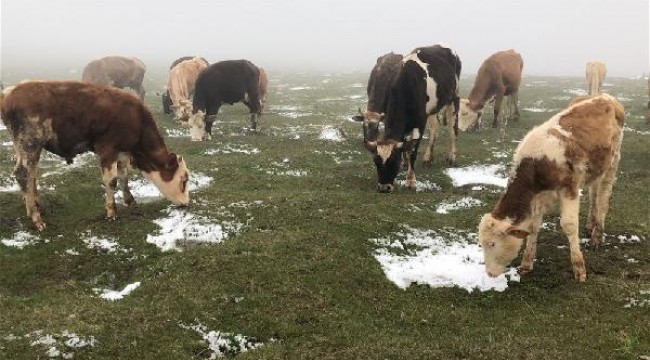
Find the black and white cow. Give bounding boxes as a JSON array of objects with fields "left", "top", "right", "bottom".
[
  {"left": 186, "top": 60, "right": 261, "bottom": 141},
  {"left": 356, "top": 44, "right": 461, "bottom": 193}
]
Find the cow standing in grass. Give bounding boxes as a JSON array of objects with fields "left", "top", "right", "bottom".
[
  {"left": 187, "top": 60, "right": 262, "bottom": 141},
  {"left": 0, "top": 81, "right": 190, "bottom": 231},
  {"left": 356, "top": 44, "right": 461, "bottom": 193},
  {"left": 458, "top": 49, "right": 523, "bottom": 130},
  {"left": 82, "top": 56, "right": 147, "bottom": 100},
  {"left": 479, "top": 94, "right": 624, "bottom": 282},
  {"left": 162, "top": 56, "right": 209, "bottom": 115},
  {"left": 166, "top": 57, "right": 209, "bottom": 120},
  {"left": 259, "top": 67, "right": 269, "bottom": 112},
  {"left": 586, "top": 61, "right": 607, "bottom": 96}
]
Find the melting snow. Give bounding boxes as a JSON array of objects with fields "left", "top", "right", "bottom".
[
  {"left": 204, "top": 144, "right": 260, "bottom": 155},
  {"left": 623, "top": 126, "right": 650, "bottom": 135},
  {"left": 80, "top": 232, "right": 127, "bottom": 254},
  {"left": 624, "top": 290, "right": 650, "bottom": 308},
  {"left": 396, "top": 179, "right": 441, "bottom": 192},
  {"left": 146, "top": 208, "right": 243, "bottom": 252},
  {"left": 523, "top": 107, "right": 551, "bottom": 113},
  {"left": 371, "top": 225, "right": 520, "bottom": 292},
  {"left": 0, "top": 123, "right": 6, "bottom": 131},
  {"left": 179, "top": 322, "right": 266, "bottom": 359},
  {"left": 93, "top": 282, "right": 141, "bottom": 301},
  {"left": 435, "top": 197, "right": 482, "bottom": 214},
  {"left": 563, "top": 88, "right": 588, "bottom": 96},
  {"left": 288, "top": 86, "right": 312, "bottom": 91},
  {"left": 445, "top": 164, "right": 508, "bottom": 188},
  {"left": 114, "top": 172, "right": 213, "bottom": 203},
  {"left": 1, "top": 231, "right": 41, "bottom": 249},
  {"left": 166, "top": 128, "right": 190, "bottom": 137},
  {"left": 0, "top": 178, "right": 21, "bottom": 192},
  {"left": 26, "top": 330, "right": 96, "bottom": 359},
  {"left": 318, "top": 127, "right": 345, "bottom": 142}
]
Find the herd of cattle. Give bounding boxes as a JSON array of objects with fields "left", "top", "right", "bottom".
[{"left": 0, "top": 43, "right": 644, "bottom": 282}]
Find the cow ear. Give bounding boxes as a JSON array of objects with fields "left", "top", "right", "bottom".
[
  {"left": 506, "top": 227, "right": 529, "bottom": 239},
  {"left": 166, "top": 153, "right": 179, "bottom": 170},
  {"left": 352, "top": 115, "right": 364, "bottom": 122}
]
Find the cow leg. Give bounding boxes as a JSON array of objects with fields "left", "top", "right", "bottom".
[
  {"left": 585, "top": 181, "right": 598, "bottom": 239},
  {"left": 559, "top": 192, "right": 586, "bottom": 282},
  {"left": 422, "top": 115, "right": 439, "bottom": 166},
  {"left": 519, "top": 212, "right": 543, "bottom": 274},
  {"left": 14, "top": 142, "right": 45, "bottom": 231},
  {"left": 511, "top": 92, "right": 520, "bottom": 121},
  {"left": 117, "top": 154, "right": 135, "bottom": 207},
  {"left": 95, "top": 145, "right": 120, "bottom": 220},
  {"left": 445, "top": 104, "right": 457, "bottom": 165},
  {"left": 136, "top": 85, "right": 145, "bottom": 100},
  {"left": 492, "top": 94, "right": 504, "bottom": 128},
  {"left": 589, "top": 151, "right": 621, "bottom": 248},
  {"left": 405, "top": 140, "right": 421, "bottom": 190}
]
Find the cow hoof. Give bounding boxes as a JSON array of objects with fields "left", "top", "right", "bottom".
[
  {"left": 406, "top": 180, "right": 416, "bottom": 189},
  {"left": 444, "top": 156, "right": 456, "bottom": 166},
  {"left": 125, "top": 196, "right": 137, "bottom": 207},
  {"left": 517, "top": 265, "right": 533, "bottom": 275},
  {"left": 590, "top": 227, "right": 603, "bottom": 249},
  {"left": 422, "top": 159, "right": 432, "bottom": 167},
  {"left": 34, "top": 221, "right": 46, "bottom": 232},
  {"left": 574, "top": 271, "right": 587, "bottom": 283}
]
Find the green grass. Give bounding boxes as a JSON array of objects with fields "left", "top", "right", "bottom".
[{"left": 1, "top": 72, "right": 649, "bottom": 359}]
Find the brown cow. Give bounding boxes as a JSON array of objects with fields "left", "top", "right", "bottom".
[
  {"left": 82, "top": 56, "right": 147, "bottom": 99},
  {"left": 458, "top": 49, "right": 523, "bottom": 130},
  {"left": 478, "top": 94, "right": 624, "bottom": 282},
  {"left": 586, "top": 61, "right": 607, "bottom": 96},
  {"left": 166, "top": 57, "right": 209, "bottom": 120},
  {"left": 259, "top": 67, "right": 269, "bottom": 112},
  {"left": 0, "top": 81, "right": 190, "bottom": 231}
]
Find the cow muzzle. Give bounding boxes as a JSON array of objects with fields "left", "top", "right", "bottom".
[{"left": 377, "top": 183, "right": 394, "bottom": 193}]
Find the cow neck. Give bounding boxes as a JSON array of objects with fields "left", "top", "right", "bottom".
[
  {"left": 468, "top": 71, "right": 495, "bottom": 111},
  {"left": 132, "top": 111, "right": 172, "bottom": 175},
  {"left": 491, "top": 161, "right": 537, "bottom": 225}
]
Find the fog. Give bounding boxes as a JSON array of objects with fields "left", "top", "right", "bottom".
[{"left": 1, "top": 0, "right": 648, "bottom": 77}]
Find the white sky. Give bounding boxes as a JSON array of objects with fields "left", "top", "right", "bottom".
[{"left": 1, "top": 0, "right": 648, "bottom": 76}]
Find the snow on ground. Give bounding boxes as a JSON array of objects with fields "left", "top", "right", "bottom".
[
  {"left": 523, "top": 107, "right": 552, "bottom": 113},
  {"left": 93, "top": 282, "right": 141, "bottom": 301},
  {"left": 313, "top": 149, "right": 361, "bottom": 164},
  {"left": 1, "top": 231, "right": 42, "bottom": 249},
  {"left": 41, "top": 152, "right": 96, "bottom": 178},
  {"left": 371, "top": 225, "right": 519, "bottom": 292},
  {"left": 445, "top": 164, "right": 508, "bottom": 188},
  {"left": 318, "top": 126, "right": 345, "bottom": 142},
  {"left": 623, "top": 290, "right": 650, "bottom": 308},
  {"left": 288, "top": 86, "right": 312, "bottom": 91},
  {"left": 563, "top": 88, "right": 588, "bottom": 96},
  {"left": 114, "top": 172, "right": 213, "bottom": 203},
  {"left": 204, "top": 144, "right": 260, "bottom": 155},
  {"left": 146, "top": 207, "right": 244, "bottom": 252},
  {"left": 0, "top": 123, "right": 6, "bottom": 131},
  {"left": 166, "top": 128, "right": 190, "bottom": 138},
  {"left": 0, "top": 177, "right": 21, "bottom": 192},
  {"left": 2, "top": 141, "right": 12, "bottom": 147},
  {"left": 80, "top": 231, "right": 129, "bottom": 254},
  {"left": 615, "top": 234, "right": 643, "bottom": 244},
  {"left": 623, "top": 126, "right": 650, "bottom": 135},
  {"left": 435, "top": 197, "right": 482, "bottom": 214},
  {"left": 179, "top": 322, "right": 267, "bottom": 359},
  {"left": 396, "top": 179, "right": 441, "bottom": 192},
  {"left": 277, "top": 111, "right": 313, "bottom": 119},
  {"left": 17, "top": 330, "right": 97, "bottom": 359}
]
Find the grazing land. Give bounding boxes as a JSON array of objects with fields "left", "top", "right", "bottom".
[{"left": 1, "top": 71, "right": 649, "bottom": 359}]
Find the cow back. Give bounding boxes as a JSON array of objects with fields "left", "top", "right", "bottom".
[
  {"left": 193, "top": 60, "right": 261, "bottom": 113},
  {"left": 367, "top": 52, "right": 403, "bottom": 113}
]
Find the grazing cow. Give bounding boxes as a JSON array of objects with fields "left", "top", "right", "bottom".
[
  {"left": 187, "top": 60, "right": 262, "bottom": 141},
  {"left": 0, "top": 81, "right": 190, "bottom": 231},
  {"left": 82, "top": 56, "right": 146, "bottom": 99},
  {"left": 586, "top": 61, "right": 607, "bottom": 96},
  {"left": 258, "top": 67, "right": 269, "bottom": 112},
  {"left": 354, "top": 51, "right": 455, "bottom": 167},
  {"left": 478, "top": 94, "right": 624, "bottom": 282},
  {"left": 459, "top": 49, "right": 523, "bottom": 130},
  {"left": 162, "top": 56, "right": 209, "bottom": 115},
  {"left": 355, "top": 44, "right": 461, "bottom": 193},
  {"left": 166, "top": 57, "right": 209, "bottom": 120}
]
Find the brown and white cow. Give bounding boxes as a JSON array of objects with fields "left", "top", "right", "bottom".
[
  {"left": 478, "top": 94, "right": 624, "bottom": 282},
  {"left": 166, "top": 57, "right": 209, "bottom": 120},
  {"left": 458, "top": 49, "right": 523, "bottom": 130},
  {"left": 586, "top": 61, "right": 607, "bottom": 96},
  {"left": 259, "top": 67, "right": 269, "bottom": 112},
  {"left": 82, "top": 56, "right": 147, "bottom": 100},
  {"left": 0, "top": 81, "right": 190, "bottom": 231}
]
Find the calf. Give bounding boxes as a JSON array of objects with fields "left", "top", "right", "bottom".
[
  {"left": 0, "top": 81, "right": 190, "bottom": 231},
  {"left": 586, "top": 61, "right": 607, "bottom": 96},
  {"left": 458, "top": 49, "right": 523, "bottom": 130},
  {"left": 187, "top": 60, "right": 262, "bottom": 141},
  {"left": 162, "top": 56, "right": 209, "bottom": 115},
  {"left": 356, "top": 44, "right": 461, "bottom": 192},
  {"left": 82, "top": 56, "right": 147, "bottom": 99},
  {"left": 166, "top": 57, "right": 209, "bottom": 120},
  {"left": 478, "top": 94, "right": 624, "bottom": 282}
]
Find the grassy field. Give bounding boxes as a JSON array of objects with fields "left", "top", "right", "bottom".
[{"left": 1, "top": 71, "right": 649, "bottom": 359}]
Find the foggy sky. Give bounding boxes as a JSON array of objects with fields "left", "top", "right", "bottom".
[{"left": 1, "top": 0, "right": 648, "bottom": 76}]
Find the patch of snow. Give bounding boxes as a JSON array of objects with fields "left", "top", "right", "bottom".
[
  {"left": 371, "top": 225, "right": 519, "bottom": 292},
  {"left": 265, "top": 169, "right": 308, "bottom": 177},
  {"left": 348, "top": 94, "right": 364, "bottom": 99},
  {"left": 41, "top": 152, "right": 96, "bottom": 178},
  {"left": 93, "top": 282, "right": 141, "bottom": 301},
  {"left": 623, "top": 126, "right": 650, "bottom": 135},
  {"left": 277, "top": 111, "right": 312, "bottom": 119},
  {"left": 563, "top": 88, "right": 588, "bottom": 96},
  {"left": 0, "top": 178, "right": 21, "bottom": 192},
  {"left": 179, "top": 321, "right": 266, "bottom": 359},
  {"left": 80, "top": 232, "right": 127, "bottom": 254},
  {"left": 445, "top": 164, "right": 508, "bottom": 188},
  {"left": 65, "top": 249, "right": 80, "bottom": 256},
  {"left": 0, "top": 123, "right": 6, "bottom": 131},
  {"left": 318, "top": 127, "right": 345, "bottom": 142},
  {"left": 523, "top": 107, "right": 551, "bottom": 113},
  {"left": 2, "top": 141, "right": 12, "bottom": 146},
  {"left": 435, "top": 197, "right": 482, "bottom": 214},
  {"left": 288, "top": 86, "right": 312, "bottom": 91},
  {"left": 396, "top": 179, "right": 441, "bottom": 192},
  {"left": 204, "top": 144, "right": 260, "bottom": 155},
  {"left": 624, "top": 290, "right": 650, "bottom": 308},
  {"left": 146, "top": 207, "right": 243, "bottom": 252},
  {"left": 616, "top": 234, "right": 642, "bottom": 244},
  {"left": 1, "top": 231, "right": 41, "bottom": 249},
  {"left": 166, "top": 128, "right": 189, "bottom": 137},
  {"left": 26, "top": 330, "right": 96, "bottom": 359},
  {"left": 269, "top": 105, "right": 300, "bottom": 111},
  {"left": 114, "top": 172, "right": 213, "bottom": 203},
  {"left": 317, "top": 97, "right": 345, "bottom": 102}
]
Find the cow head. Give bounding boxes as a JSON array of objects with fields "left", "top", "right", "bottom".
[
  {"left": 352, "top": 108, "right": 384, "bottom": 143},
  {"left": 141, "top": 153, "right": 190, "bottom": 206},
  {"left": 478, "top": 213, "right": 529, "bottom": 277},
  {"left": 186, "top": 110, "right": 210, "bottom": 141},
  {"left": 458, "top": 99, "right": 482, "bottom": 131},
  {"left": 171, "top": 100, "right": 193, "bottom": 122}
]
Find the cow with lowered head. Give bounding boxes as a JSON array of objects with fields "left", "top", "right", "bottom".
[
  {"left": 186, "top": 60, "right": 262, "bottom": 141},
  {"left": 162, "top": 56, "right": 210, "bottom": 115},
  {"left": 82, "top": 56, "right": 147, "bottom": 100},
  {"left": 0, "top": 81, "right": 190, "bottom": 231},
  {"left": 356, "top": 44, "right": 461, "bottom": 193}
]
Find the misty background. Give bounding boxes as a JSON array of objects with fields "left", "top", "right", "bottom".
[{"left": 1, "top": 0, "right": 648, "bottom": 80}]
